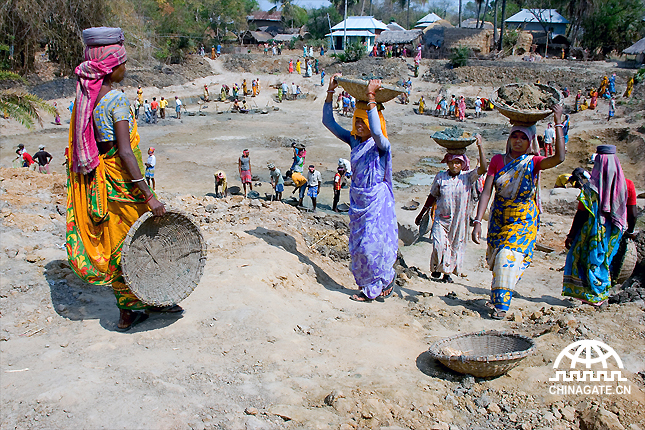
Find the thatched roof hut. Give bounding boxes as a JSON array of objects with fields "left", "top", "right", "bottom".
[
  {"left": 375, "top": 29, "right": 423, "bottom": 45},
  {"left": 623, "top": 37, "right": 645, "bottom": 55}
]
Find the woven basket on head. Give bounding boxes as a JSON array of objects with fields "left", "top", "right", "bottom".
[
  {"left": 490, "top": 83, "right": 562, "bottom": 126},
  {"left": 428, "top": 330, "right": 536, "bottom": 378},
  {"left": 335, "top": 77, "right": 405, "bottom": 103},
  {"left": 612, "top": 238, "right": 637, "bottom": 285},
  {"left": 121, "top": 210, "right": 207, "bottom": 306}
]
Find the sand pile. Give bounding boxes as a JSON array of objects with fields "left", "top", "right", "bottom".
[{"left": 497, "top": 83, "right": 558, "bottom": 110}]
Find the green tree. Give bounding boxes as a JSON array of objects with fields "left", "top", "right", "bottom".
[
  {"left": 0, "top": 47, "right": 55, "bottom": 129},
  {"left": 581, "top": 0, "right": 645, "bottom": 55},
  {"left": 307, "top": 6, "right": 341, "bottom": 40}
]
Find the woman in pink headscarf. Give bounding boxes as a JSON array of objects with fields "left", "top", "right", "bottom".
[
  {"left": 472, "top": 105, "right": 565, "bottom": 319},
  {"left": 415, "top": 136, "right": 488, "bottom": 283},
  {"left": 66, "top": 27, "right": 180, "bottom": 332}
]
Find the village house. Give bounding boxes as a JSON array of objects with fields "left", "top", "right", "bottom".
[
  {"left": 505, "top": 9, "right": 569, "bottom": 36},
  {"left": 414, "top": 12, "right": 442, "bottom": 30},
  {"left": 327, "top": 16, "right": 388, "bottom": 51}
]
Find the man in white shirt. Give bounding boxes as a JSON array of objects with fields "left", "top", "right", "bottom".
[
  {"left": 145, "top": 147, "right": 157, "bottom": 190},
  {"left": 174, "top": 96, "right": 182, "bottom": 119},
  {"left": 474, "top": 97, "right": 482, "bottom": 118},
  {"left": 543, "top": 123, "right": 555, "bottom": 156},
  {"left": 291, "top": 82, "right": 297, "bottom": 100},
  {"left": 306, "top": 165, "right": 322, "bottom": 212}
]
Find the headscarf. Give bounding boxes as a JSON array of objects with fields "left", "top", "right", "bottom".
[
  {"left": 589, "top": 145, "right": 628, "bottom": 231},
  {"left": 441, "top": 153, "right": 470, "bottom": 170},
  {"left": 72, "top": 27, "right": 127, "bottom": 174},
  {"left": 351, "top": 103, "right": 388, "bottom": 140},
  {"left": 506, "top": 125, "right": 539, "bottom": 155}
]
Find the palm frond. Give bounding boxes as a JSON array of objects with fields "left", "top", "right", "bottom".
[
  {"left": 0, "top": 89, "right": 57, "bottom": 129},
  {"left": 0, "top": 71, "right": 27, "bottom": 84}
]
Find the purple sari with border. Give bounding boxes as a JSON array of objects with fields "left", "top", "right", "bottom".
[{"left": 323, "top": 102, "right": 398, "bottom": 298}]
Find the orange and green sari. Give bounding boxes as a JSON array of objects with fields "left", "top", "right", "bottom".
[{"left": 66, "top": 107, "right": 151, "bottom": 309}]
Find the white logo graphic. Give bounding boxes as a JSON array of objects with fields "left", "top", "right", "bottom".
[{"left": 548, "top": 340, "right": 630, "bottom": 395}]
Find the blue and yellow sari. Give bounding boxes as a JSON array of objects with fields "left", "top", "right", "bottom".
[
  {"left": 562, "top": 186, "right": 623, "bottom": 304},
  {"left": 487, "top": 154, "right": 539, "bottom": 311}
]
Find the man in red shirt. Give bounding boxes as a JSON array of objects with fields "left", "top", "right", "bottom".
[
  {"left": 332, "top": 166, "right": 344, "bottom": 212},
  {"left": 150, "top": 97, "right": 159, "bottom": 124}
]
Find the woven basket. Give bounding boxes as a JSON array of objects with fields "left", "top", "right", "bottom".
[
  {"left": 428, "top": 330, "right": 536, "bottom": 377},
  {"left": 121, "top": 210, "right": 207, "bottom": 306},
  {"left": 432, "top": 137, "right": 476, "bottom": 150},
  {"left": 335, "top": 77, "right": 405, "bottom": 103},
  {"left": 490, "top": 83, "right": 562, "bottom": 126},
  {"left": 613, "top": 238, "right": 637, "bottom": 284}
]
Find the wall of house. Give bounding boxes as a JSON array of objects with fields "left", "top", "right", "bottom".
[{"left": 443, "top": 28, "right": 494, "bottom": 54}]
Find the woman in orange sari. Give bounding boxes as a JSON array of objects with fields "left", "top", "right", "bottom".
[{"left": 67, "top": 27, "right": 180, "bottom": 331}]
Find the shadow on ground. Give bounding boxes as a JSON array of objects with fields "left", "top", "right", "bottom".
[{"left": 45, "top": 260, "right": 183, "bottom": 333}]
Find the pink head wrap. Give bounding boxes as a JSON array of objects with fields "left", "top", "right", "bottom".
[
  {"left": 441, "top": 153, "right": 470, "bottom": 170},
  {"left": 590, "top": 147, "right": 628, "bottom": 231},
  {"left": 72, "top": 28, "right": 127, "bottom": 174},
  {"left": 507, "top": 125, "right": 540, "bottom": 156}
]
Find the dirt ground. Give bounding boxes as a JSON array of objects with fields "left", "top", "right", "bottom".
[{"left": 1, "top": 53, "right": 644, "bottom": 430}]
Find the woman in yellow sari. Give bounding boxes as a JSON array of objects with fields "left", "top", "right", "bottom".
[
  {"left": 67, "top": 27, "right": 179, "bottom": 331},
  {"left": 472, "top": 105, "right": 565, "bottom": 319}
]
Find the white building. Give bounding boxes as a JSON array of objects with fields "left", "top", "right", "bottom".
[
  {"left": 327, "top": 16, "right": 388, "bottom": 51},
  {"left": 505, "top": 9, "right": 569, "bottom": 36},
  {"left": 414, "top": 12, "right": 442, "bottom": 29}
]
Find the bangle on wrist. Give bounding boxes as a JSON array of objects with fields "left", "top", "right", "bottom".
[
  {"left": 555, "top": 123, "right": 563, "bottom": 127},
  {"left": 144, "top": 194, "right": 154, "bottom": 203},
  {"left": 131, "top": 178, "right": 145, "bottom": 183},
  {"left": 473, "top": 219, "right": 482, "bottom": 224},
  {"left": 327, "top": 90, "right": 335, "bottom": 93}
]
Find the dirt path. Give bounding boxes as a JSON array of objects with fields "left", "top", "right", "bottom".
[{"left": 1, "top": 55, "right": 644, "bottom": 429}]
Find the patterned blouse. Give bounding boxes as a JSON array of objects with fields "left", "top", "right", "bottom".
[{"left": 93, "top": 90, "right": 133, "bottom": 142}]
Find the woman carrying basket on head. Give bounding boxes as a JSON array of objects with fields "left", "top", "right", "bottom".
[
  {"left": 66, "top": 27, "right": 182, "bottom": 332},
  {"left": 472, "top": 105, "right": 565, "bottom": 319},
  {"left": 323, "top": 74, "right": 398, "bottom": 302}
]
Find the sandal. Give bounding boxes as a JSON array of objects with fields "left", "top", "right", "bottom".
[
  {"left": 146, "top": 305, "right": 184, "bottom": 314},
  {"left": 490, "top": 308, "right": 506, "bottom": 320},
  {"left": 378, "top": 283, "right": 395, "bottom": 301},
  {"left": 349, "top": 292, "right": 373, "bottom": 302},
  {"left": 116, "top": 311, "right": 149, "bottom": 332}
]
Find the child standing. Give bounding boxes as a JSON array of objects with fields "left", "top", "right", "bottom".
[
  {"left": 332, "top": 166, "right": 343, "bottom": 212},
  {"left": 268, "top": 163, "right": 284, "bottom": 201},
  {"left": 145, "top": 147, "right": 156, "bottom": 190},
  {"left": 415, "top": 136, "right": 488, "bottom": 282}
]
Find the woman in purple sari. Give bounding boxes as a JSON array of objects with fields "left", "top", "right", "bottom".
[{"left": 323, "top": 74, "right": 398, "bottom": 302}]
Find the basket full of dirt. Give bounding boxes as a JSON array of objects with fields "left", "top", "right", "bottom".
[
  {"left": 428, "top": 330, "right": 536, "bottom": 377},
  {"left": 431, "top": 126, "right": 476, "bottom": 154},
  {"left": 335, "top": 76, "right": 405, "bottom": 103},
  {"left": 491, "top": 83, "right": 562, "bottom": 126}
]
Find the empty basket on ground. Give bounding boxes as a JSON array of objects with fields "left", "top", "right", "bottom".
[
  {"left": 335, "top": 77, "right": 405, "bottom": 103},
  {"left": 428, "top": 330, "right": 536, "bottom": 377},
  {"left": 491, "top": 83, "right": 562, "bottom": 126},
  {"left": 122, "top": 210, "right": 207, "bottom": 306}
]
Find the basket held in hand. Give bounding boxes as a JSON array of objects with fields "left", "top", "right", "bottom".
[{"left": 121, "top": 210, "right": 207, "bottom": 306}]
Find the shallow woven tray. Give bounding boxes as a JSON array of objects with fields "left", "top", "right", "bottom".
[
  {"left": 491, "top": 83, "right": 562, "bottom": 126},
  {"left": 121, "top": 210, "right": 207, "bottom": 306},
  {"left": 431, "top": 136, "right": 476, "bottom": 150},
  {"left": 335, "top": 77, "right": 405, "bottom": 103},
  {"left": 428, "top": 330, "right": 536, "bottom": 378}
]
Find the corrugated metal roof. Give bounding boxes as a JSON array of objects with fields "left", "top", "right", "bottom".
[
  {"left": 327, "top": 30, "right": 377, "bottom": 37},
  {"left": 387, "top": 22, "right": 406, "bottom": 31},
  {"left": 505, "top": 9, "right": 569, "bottom": 24},
  {"left": 623, "top": 36, "right": 645, "bottom": 54},
  {"left": 416, "top": 12, "right": 442, "bottom": 25},
  {"left": 331, "top": 16, "right": 388, "bottom": 31}
]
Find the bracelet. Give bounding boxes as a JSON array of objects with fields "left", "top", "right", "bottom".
[
  {"left": 555, "top": 124, "right": 564, "bottom": 127},
  {"left": 473, "top": 219, "right": 482, "bottom": 224},
  {"left": 367, "top": 91, "right": 376, "bottom": 96},
  {"left": 144, "top": 194, "right": 154, "bottom": 203},
  {"left": 327, "top": 90, "right": 335, "bottom": 93},
  {"left": 131, "top": 178, "right": 145, "bottom": 183}
]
